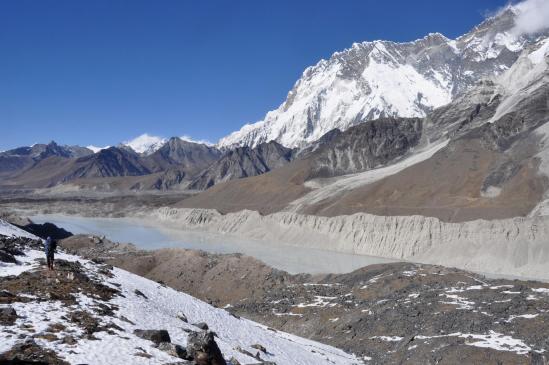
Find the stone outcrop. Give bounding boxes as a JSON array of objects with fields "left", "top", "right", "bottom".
[
  {"left": 308, "top": 117, "right": 423, "bottom": 179},
  {"left": 133, "top": 329, "right": 171, "bottom": 344}
]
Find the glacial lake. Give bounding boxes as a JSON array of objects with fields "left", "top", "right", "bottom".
[{"left": 30, "top": 214, "right": 398, "bottom": 275}]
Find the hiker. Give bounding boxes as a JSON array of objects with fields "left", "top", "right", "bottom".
[{"left": 44, "top": 236, "right": 57, "bottom": 270}]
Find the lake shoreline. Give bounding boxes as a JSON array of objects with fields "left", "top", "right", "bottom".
[{"left": 30, "top": 213, "right": 398, "bottom": 275}]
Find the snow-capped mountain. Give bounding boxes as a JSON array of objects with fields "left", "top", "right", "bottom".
[
  {"left": 219, "top": 6, "right": 544, "bottom": 148},
  {"left": 86, "top": 145, "right": 110, "bottom": 153},
  {"left": 123, "top": 134, "right": 167, "bottom": 155},
  {"left": 122, "top": 134, "right": 213, "bottom": 155}
]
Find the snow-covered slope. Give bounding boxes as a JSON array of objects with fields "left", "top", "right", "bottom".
[
  {"left": 219, "top": 7, "right": 541, "bottom": 148},
  {"left": 123, "top": 134, "right": 167, "bottom": 155},
  {"left": 0, "top": 220, "right": 39, "bottom": 240},
  {"left": 0, "top": 221, "right": 359, "bottom": 364},
  {"left": 86, "top": 145, "right": 110, "bottom": 153},
  {"left": 489, "top": 36, "right": 549, "bottom": 123}
]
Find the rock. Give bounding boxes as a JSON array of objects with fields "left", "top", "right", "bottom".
[
  {"left": 235, "top": 346, "right": 255, "bottom": 357},
  {"left": 133, "top": 329, "right": 171, "bottom": 344},
  {"left": 0, "top": 290, "right": 15, "bottom": 298},
  {"left": 62, "top": 335, "right": 77, "bottom": 345},
  {"left": 21, "top": 222, "right": 72, "bottom": 240},
  {"left": 251, "top": 344, "right": 267, "bottom": 353},
  {"left": 0, "top": 250, "right": 16, "bottom": 263},
  {"left": 193, "top": 322, "right": 209, "bottom": 330},
  {"left": 188, "top": 141, "right": 294, "bottom": 190},
  {"left": 0, "top": 339, "right": 70, "bottom": 364},
  {"left": 134, "top": 289, "right": 148, "bottom": 299},
  {"left": 0, "top": 306, "right": 17, "bottom": 325},
  {"left": 530, "top": 351, "right": 548, "bottom": 365},
  {"left": 177, "top": 311, "right": 188, "bottom": 322},
  {"left": 158, "top": 342, "right": 188, "bottom": 359},
  {"left": 229, "top": 357, "right": 242, "bottom": 365},
  {"left": 186, "top": 331, "right": 226, "bottom": 365}
]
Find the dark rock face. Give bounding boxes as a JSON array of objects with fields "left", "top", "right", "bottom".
[
  {"left": 133, "top": 329, "right": 171, "bottom": 345},
  {"left": 293, "top": 128, "right": 343, "bottom": 159},
  {"left": 0, "top": 236, "right": 32, "bottom": 263},
  {"left": 64, "top": 147, "right": 151, "bottom": 180},
  {"left": 186, "top": 331, "right": 226, "bottom": 365},
  {"left": 189, "top": 141, "right": 294, "bottom": 190},
  {"left": 20, "top": 222, "right": 73, "bottom": 240},
  {"left": 308, "top": 117, "right": 423, "bottom": 179},
  {"left": 145, "top": 137, "right": 222, "bottom": 174},
  {"left": 0, "top": 306, "right": 17, "bottom": 325},
  {"left": 193, "top": 322, "right": 209, "bottom": 330},
  {"left": 147, "top": 168, "right": 187, "bottom": 190},
  {"left": 158, "top": 342, "right": 188, "bottom": 359},
  {"left": 0, "top": 250, "right": 16, "bottom": 263}
]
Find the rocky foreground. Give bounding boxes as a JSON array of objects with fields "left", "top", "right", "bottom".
[
  {"left": 0, "top": 227, "right": 359, "bottom": 365},
  {"left": 55, "top": 232, "right": 549, "bottom": 365}
]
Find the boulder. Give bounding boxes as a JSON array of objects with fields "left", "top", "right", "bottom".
[
  {"left": 250, "top": 344, "right": 267, "bottom": 353},
  {"left": 134, "top": 289, "right": 148, "bottom": 299},
  {"left": 193, "top": 322, "right": 209, "bottom": 330},
  {"left": 158, "top": 342, "right": 188, "bottom": 359},
  {"left": 0, "top": 250, "right": 16, "bottom": 264},
  {"left": 0, "top": 290, "right": 15, "bottom": 298},
  {"left": 133, "top": 329, "right": 171, "bottom": 344},
  {"left": 186, "top": 331, "right": 226, "bottom": 365},
  {"left": 21, "top": 222, "right": 73, "bottom": 240},
  {"left": 0, "top": 307, "right": 17, "bottom": 325},
  {"left": 177, "top": 311, "right": 188, "bottom": 322}
]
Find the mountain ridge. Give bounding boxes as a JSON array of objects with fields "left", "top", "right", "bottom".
[{"left": 218, "top": 7, "right": 543, "bottom": 149}]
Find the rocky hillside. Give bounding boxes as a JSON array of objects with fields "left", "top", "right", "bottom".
[
  {"left": 188, "top": 141, "right": 294, "bottom": 190},
  {"left": 0, "top": 142, "right": 93, "bottom": 178},
  {"left": 306, "top": 117, "right": 423, "bottom": 179},
  {"left": 143, "top": 137, "right": 222, "bottom": 174},
  {"left": 40, "top": 222, "right": 549, "bottom": 365},
  {"left": 0, "top": 220, "right": 359, "bottom": 364},
  {"left": 219, "top": 7, "right": 542, "bottom": 149}
]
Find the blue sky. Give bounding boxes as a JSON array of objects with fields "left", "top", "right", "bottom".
[{"left": 1, "top": 0, "right": 508, "bottom": 150}]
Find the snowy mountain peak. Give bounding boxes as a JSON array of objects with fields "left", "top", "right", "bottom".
[
  {"left": 86, "top": 145, "right": 110, "bottom": 153},
  {"left": 218, "top": 6, "right": 546, "bottom": 149},
  {"left": 123, "top": 134, "right": 167, "bottom": 155}
]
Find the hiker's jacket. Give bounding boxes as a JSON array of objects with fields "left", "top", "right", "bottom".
[{"left": 44, "top": 238, "right": 57, "bottom": 255}]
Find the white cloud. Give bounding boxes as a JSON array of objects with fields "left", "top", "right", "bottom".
[{"left": 511, "top": 0, "right": 549, "bottom": 36}]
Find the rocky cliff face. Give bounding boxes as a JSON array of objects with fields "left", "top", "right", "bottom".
[
  {"left": 62, "top": 147, "right": 151, "bottom": 180},
  {"left": 307, "top": 117, "right": 423, "bottom": 179},
  {"left": 188, "top": 141, "right": 294, "bottom": 190},
  {"left": 150, "top": 207, "right": 549, "bottom": 281},
  {"left": 219, "top": 8, "right": 540, "bottom": 149},
  {"left": 144, "top": 137, "right": 222, "bottom": 174}
]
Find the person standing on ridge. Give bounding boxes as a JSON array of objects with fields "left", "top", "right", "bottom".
[{"left": 44, "top": 236, "right": 57, "bottom": 270}]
